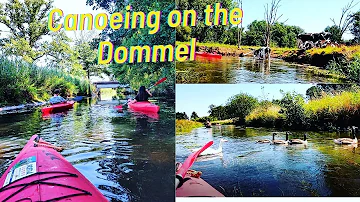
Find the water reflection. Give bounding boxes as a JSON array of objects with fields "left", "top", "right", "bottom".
[
  {"left": 176, "top": 126, "right": 360, "bottom": 196},
  {"left": 176, "top": 57, "right": 340, "bottom": 84},
  {"left": 0, "top": 98, "right": 175, "bottom": 201}
]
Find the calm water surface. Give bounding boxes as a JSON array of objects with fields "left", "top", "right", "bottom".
[
  {"left": 176, "top": 57, "right": 340, "bottom": 84},
  {"left": 176, "top": 125, "right": 360, "bottom": 196},
  {"left": 0, "top": 98, "right": 175, "bottom": 202}
]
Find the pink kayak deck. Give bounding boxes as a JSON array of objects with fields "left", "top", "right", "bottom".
[
  {"left": 41, "top": 101, "right": 75, "bottom": 114},
  {"left": 176, "top": 175, "right": 224, "bottom": 197},
  {"left": 128, "top": 101, "right": 160, "bottom": 113},
  {"left": 0, "top": 135, "right": 108, "bottom": 201}
]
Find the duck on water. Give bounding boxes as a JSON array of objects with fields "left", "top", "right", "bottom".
[
  {"left": 334, "top": 126, "right": 358, "bottom": 145},
  {"left": 191, "top": 139, "right": 228, "bottom": 156}
]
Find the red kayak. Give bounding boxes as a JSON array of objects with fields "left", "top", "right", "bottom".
[
  {"left": 41, "top": 101, "right": 75, "bottom": 114},
  {"left": 0, "top": 135, "right": 108, "bottom": 201},
  {"left": 128, "top": 101, "right": 160, "bottom": 113},
  {"left": 176, "top": 174, "right": 224, "bottom": 197},
  {"left": 195, "top": 52, "right": 222, "bottom": 59}
]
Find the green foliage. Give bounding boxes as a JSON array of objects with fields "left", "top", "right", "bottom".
[
  {"left": 351, "top": 11, "right": 360, "bottom": 44},
  {"left": 208, "top": 105, "right": 227, "bottom": 120},
  {"left": 176, "top": 0, "right": 235, "bottom": 43},
  {"left": 278, "top": 91, "right": 307, "bottom": 129},
  {"left": 245, "top": 102, "right": 283, "bottom": 128},
  {"left": 190, "top": 111, "right": 199, "bottom": 120},
  {"left": 205, "top": 85, "right": 360, "bottom": 131},
  {"left": 324, "top": 25, "right": 342, "bottom": 42},
  {"left": 0, "top": 0, "right": 56, "bottom": 62},
  {"left": 88, "top": 0, "right": 175, "bottom": 95},
  {"left": 176, "top": 112, "right": 189, "bottom": 120},
  {"left": 304, "top": 91, "right": 360, "bottom": 130},
  {"left": 43, "top": 31, "right": 76, "bottom": 69},
  {"left": 0, "top": 55, "right": 89, "bottom": 106},
  {"left": 225, "top": 93, "right": 259, "bottom": 123},
  {"left": 326, "top": 56, "right": 360, "bottom": 82},
  {"left": 242, "top": 20, "right": 266, "bottom": 46},
  {"left": 176, "top": 26, "right": 192, "bottom": 42},
  {"left": 242, "top": 21, "right": 304, "bottom": 47},
  {"left": 176, "top": 119, "right": 203, "bottom": 134},
  {"left": 306, "top": 86, "right": 324, "bottom": 100}
]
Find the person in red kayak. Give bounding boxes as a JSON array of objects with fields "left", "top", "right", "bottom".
[
  {"left": 130, "top": 86, "right": 152, "bottom": 103},
  {"left": 49, "top": 89, "right": 66, "bottom": 105}
]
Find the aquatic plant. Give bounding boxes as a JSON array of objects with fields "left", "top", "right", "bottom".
[{"left": 0, "top": 55, "right": 90, "bottom": 106}]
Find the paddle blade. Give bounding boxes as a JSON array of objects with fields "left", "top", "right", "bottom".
[
  {"left": 154, "top": 77, "right": 167, "bottom": 86},
  {"left": 176, "top": 141, "right": 213, "bottom": 178}
]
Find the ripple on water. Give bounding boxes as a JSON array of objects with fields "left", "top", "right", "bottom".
[{"left": 0, "top": 99, "right": 175, "bottom": 201}]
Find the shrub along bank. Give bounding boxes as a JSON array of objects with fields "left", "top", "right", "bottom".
[{"left": 0, "top": 55, "right": 90, "bottom": 106}]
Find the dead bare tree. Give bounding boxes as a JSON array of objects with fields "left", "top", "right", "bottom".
[
  {"left": 237, "top": 0, "right": 243, "bottom": 49},
  {"left": 331, "top": 0, "right": 359, "bottom": 38},
  {"left": 264, "top": 0, "right": 283, "bottom": 48}
]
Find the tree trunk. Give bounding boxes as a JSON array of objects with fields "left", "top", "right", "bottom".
[{"left": 87, "top": 69, "right": 91, "bottom": 96}]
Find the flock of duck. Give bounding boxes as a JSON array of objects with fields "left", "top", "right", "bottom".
[
  {"left": 191, "top": 126, "right": 359, "bottom": 157},
  {"left": 257, "top": 126, "right": 358, "bottom": 146}
]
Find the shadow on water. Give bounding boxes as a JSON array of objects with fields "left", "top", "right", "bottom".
[
  {"left": 0, "top": 97, "right": 175, "bottom": 202},
  {"left": 176, "top": 126, "right": 360, "bottom": 196},
  {"left": 176, "top": 57, "right": 339, "bottom": 84}
]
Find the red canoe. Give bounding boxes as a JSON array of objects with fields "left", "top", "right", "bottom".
[
  {"left": 176, "top": 174, "right": 224, "bottom": 197},
  {"left": 0, "top": 135, "right": 108, "bottom": 201},
  {"left": 128, "top": 101, "right": 160, "bottom": 113},
  {"left": 41, "top": 101, "right": 75, "bottom": 114},
  {"left": 195, "top": 52, "right": 222, "bottom": 59}
]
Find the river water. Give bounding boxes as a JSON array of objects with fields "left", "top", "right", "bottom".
[
  {"left": 0, "top": 98, "right": 175, "bottom": 202},
  {"left": 176, "top": 57, "right": 339, "bottom": 84},
  {"left": 176, "top": 125, "right": 360, "bottom": 196}
]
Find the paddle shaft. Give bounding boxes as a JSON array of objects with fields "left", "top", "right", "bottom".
[
  {"left": 175, "top": 141, "right": 214, "bottom": 188},
  {"left": 126, "top": 77, "right": 167, "bottom": 104}
]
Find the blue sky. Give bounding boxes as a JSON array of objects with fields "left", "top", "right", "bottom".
[
  {"left": 0, "top": 0, "right": 358, "bottom": 40},
  {"left": 239, "top": 0, "right": 359, "bottom": 40},
  {"left": 176, "top": 84, "right": 314, "bottom": 117}
]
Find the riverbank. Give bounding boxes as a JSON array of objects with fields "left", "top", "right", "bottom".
[
  {"left": 177, "top": 41, "right": 360, "bottom": 82},
  {"left": 205, "top": 86, "right": 360, "bottom": 132},
  {"left": 176, "top": 119, "right": 203, "bottom": 135},
  {"left": 0, "top": 55, "right": 90, "bottom": 107}
]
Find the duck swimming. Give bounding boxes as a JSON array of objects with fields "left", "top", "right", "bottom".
[
  {"left": 289, "top": 133, "right": 308, "bottom": 145},
  {"left": 271, "top": 132, "right": 289, "bottom": 145},
  {"left": 334, "top": 126, "right": 358, "bottom": 145},
  {"left": 191, "top": 139, "right": 228, "bottom": 156}
]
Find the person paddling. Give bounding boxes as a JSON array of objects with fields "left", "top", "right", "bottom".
[
  {"left": 49, "top": 89, "right": 66, "bottom": 105},
  {"left": 130, "top": 86, "right": 152, "bottom": 103}
]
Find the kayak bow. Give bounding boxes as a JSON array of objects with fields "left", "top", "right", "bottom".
[{"left": 0, "top": 135, "right": 108, "bottom": 201}]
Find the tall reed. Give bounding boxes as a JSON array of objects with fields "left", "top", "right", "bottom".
[{"left": 0, "top": 55, "right": 89, "bottom": 106}]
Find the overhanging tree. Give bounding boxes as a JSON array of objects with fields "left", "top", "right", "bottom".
[{"left": 0, "top": 0, "right": 58, "bottom": 62}]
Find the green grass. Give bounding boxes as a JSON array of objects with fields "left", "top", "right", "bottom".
[
  {"left": 245, "top": 90, "right": 360, "bottom": 130},
  {"left": 211, "top": 119, "right": 234, "bottom": 125},
  {"left": 307, "top": 45, "right": 360, "bottom": 59},
  {"left": 176, "top": 119, "right": 203, "bottom": 135},
  {"left": 0, "top": 55, "right": 90, "bottom": 106},
  {"left": 245, "top": 104, "right": 283, "bottom": 127}
]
